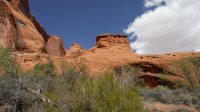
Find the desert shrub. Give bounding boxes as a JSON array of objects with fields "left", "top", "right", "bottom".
[
  {"left": 0, "top": 48, "right": 147, "bottom": 111},
  {"left": 115, "top": 65, "right": 144, "bottom": 87},
  {"left": 32, "top": 59, "right": 57, "bottom": 92},
  {"left": 141, "top": 86, "right": 200, "bottom": 108},
  {"left": 0, "top": 77, "right": 38, "bottom": 111},
  {"left": 0, "top": 47, "right": 43, "bottom": 111},
  {"left": 29, "top": 60, "right": 62, "bottom": 112},
  {"left": 0, "top": 48, "right": 57, "bottom": 112},
  {"left": 58, "top": 62, "right": 147, "bottom": 111},
  {"left": 69, "top": 71, "right": 146, "bottom": 112},
  {"left": 55, "top": 63, "right": 147, "bottom": 111},
  {"left": 0, "top": 47, "right": 18, "bottom": 74},
  {"left": 141, "top": 86, "right": 174, "bottom": 104}
]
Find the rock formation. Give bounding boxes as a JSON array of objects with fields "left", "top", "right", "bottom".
[
  {"left": 94, "top": 33, "right": 131, "bottom": 51},
  {"left": 66, "top": 43, "right": 85, "bottom": 58},
  {"left": 1, "top": 1, "right": 200, "bottom": 111},
  {"left": 1, "top": 0, "right": 200, "bottom": 90},
  {"left": 9, "top": 0, "right": 30, "bottom": 16},
  {"left": 0, "top": 0, "right": 48, "bottom": 52},
  {"left": 46, "top": 35, "right": 66, "bottom": 57},
  {"left": 0, "top": 0, "right": 18, "bottom": 50}
]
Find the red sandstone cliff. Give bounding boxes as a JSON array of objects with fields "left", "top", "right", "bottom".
[
  {"left": 12, "top": 31, "right": 200, "bottom": 89},
  {"left": 0, "top": 0, "right": 49, "bottom": 53},
  {"left": 1, "top": 0, "right": 200, "bottom": 89},
  {"left": 0, "top": 0, "right": 47, "bottom": 52}
]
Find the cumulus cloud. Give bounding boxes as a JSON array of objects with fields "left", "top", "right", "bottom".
[{"left": 124, "top": 0, "right": 200, "bottom": 54}]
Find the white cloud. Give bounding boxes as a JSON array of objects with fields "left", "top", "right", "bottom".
[
  {"left": 124, "top": 0, "right": 200, "bottom": 54},
  {"left": 144, "top": 0, "right": 165, "bottom": 8}
]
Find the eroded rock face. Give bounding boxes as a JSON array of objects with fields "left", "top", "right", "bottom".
[
  {"left": 46, "top": 35, "right": 66, "bottom": 57},
  {"left": 10, "top": 0, "right": 50, "bottom": 42},
  {"left": 1, "top": 0, "right": 200, "bottom": 90},
  {"left": 66, "top": 43, "right": 85, "bottom": 58},
  {"left": 10, "top": 0, "right": 30, "bottom": 16},
  {"left": 0, "top": 0, "right": 48, "bottom": 52},
  {"left": 29, "top": 15, "right": 49, "bottom": 42},
  {"left": 0, "top": 0, "right": 18, "bottom": 50},
  {"left": 94, "top": 33, "right": 131, "bottom": 51}
]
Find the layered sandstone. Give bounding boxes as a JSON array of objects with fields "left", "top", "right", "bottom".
[
  {"left": 0, "top": 0, "right": 18, "bottom": 50},
  {"left": 0, "top": 0, "right": 48, "bottom": 52},
  {"left": 11, "top": 30, "right": 200, "bottom": 89},
  {"left": 9, "top": 0, "right": 30, "bottom": 16},
  {"left": 94, "top": 33, "right": 131, "bottom": 52}
]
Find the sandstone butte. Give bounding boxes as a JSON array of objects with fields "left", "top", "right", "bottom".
[{"left": 1, "top": 0, "right": 200, "bottom": 89}]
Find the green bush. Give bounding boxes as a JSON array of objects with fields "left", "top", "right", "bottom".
[
  {"left": 0, "top": 47, "right": 147, "bottom": 111},
  {"left": 115, "top": 65, "right": 144, "bottom": 87},
  {"left": 0, "top": 47, "right": 17, "bottom": 73},
  {"left": 44, "top": 64, "right": 147, "bottom": 111},
  {"left": 141, "top": 86, "right": 174, "bottom": 104},
  {"left": 70, "top": 71, "right": 146, "bottom": 112}
]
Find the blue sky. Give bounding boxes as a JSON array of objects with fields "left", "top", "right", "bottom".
[{"left": 29, "top": 0, "right": 145, "bottom": 49}]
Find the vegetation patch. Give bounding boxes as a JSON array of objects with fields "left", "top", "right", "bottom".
[
  {"left": 0, "top": 47, "right": 147, "bottom": 112},
  {"left": 141, "top": 86, "right": 200, "bottom": 109},
  {"left": 168, "top": 57, "right": 200, "bottom": 89}
]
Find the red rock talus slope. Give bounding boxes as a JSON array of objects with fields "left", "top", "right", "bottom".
[{"left": 46, "top": 35, "right": 66, "bottom": 57}]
